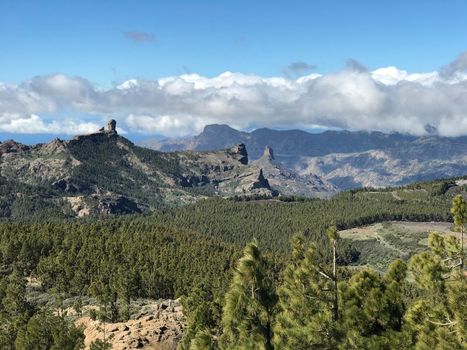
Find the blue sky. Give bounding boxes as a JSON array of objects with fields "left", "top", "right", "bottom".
[
  {"left": 2, "top": 0, "right": 467, "bottom": 84},
  {"left": 1, "top": 0, "right": 467, "bottom": 142}
]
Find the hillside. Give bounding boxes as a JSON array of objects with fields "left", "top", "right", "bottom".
[
  {"left": 2, "top": 121, "right": 331, "bottom": 218},
  {"left": 1, "top": 177, "right": 465, "bottom": 349},
  {"left": 143, "top": 124, "right": 467, "bottom": 189}
]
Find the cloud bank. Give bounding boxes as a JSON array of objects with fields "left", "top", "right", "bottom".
[{"left": 2, "top": 53, "right": 467, "bottom": 137}]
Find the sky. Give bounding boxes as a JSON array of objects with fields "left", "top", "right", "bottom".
[{"left": 2, "top": 0, "right": 467, "bottom": 142}]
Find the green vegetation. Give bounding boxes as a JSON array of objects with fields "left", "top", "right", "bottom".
[
  {"left": 0, "top": 180, "right": 465, "bottom": 348},
  {"left": 181, "top": 229, "right": 466, "bottom": 349}
]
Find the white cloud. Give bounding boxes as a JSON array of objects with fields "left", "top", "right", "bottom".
[
  {"left": 2, "top": 54, "right": 467, "bottom": 137},
  {"left": 0, "top": 114, "right": 100, "bottom": 134},
  {"left": 125, "top": 114, "right": 211, "bottom": 136}
]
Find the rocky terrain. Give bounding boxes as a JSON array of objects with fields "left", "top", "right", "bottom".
[
  {"left": 0, "top": 120, "right": 333, "bottom": 218},
  {"left": 252, "top": 146, "right": 336, "bottom": 198},
  {"left": 144, "top": 124, "right": 467, "bottom": 189},
  {"left": 76, "top": 299, "right": 184, "bottom": 350}
]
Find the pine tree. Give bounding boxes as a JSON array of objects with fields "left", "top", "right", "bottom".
[
  {"left": 451, "top": 194, "right": 466, "bottom": 271},
  {"left": 406, "top": 232, "right": 467, "bottom": 349},
  {"left": 339, "top": 261, "right": 409, "bottom": 349},
  {"left": 15, "top": 310, "right": 85, "bottom": 350},
  {"left": 327, "top": 226, "right": 339, "bottom": 321},
  {"left": 273, "top": 234, "right": 338, "bottom": 349},
  {"left": 220, "top": 241, "right": 276, "bottom": 350},
  {"left": 178, "top": 286, "right": 221, "bottom": 350}
]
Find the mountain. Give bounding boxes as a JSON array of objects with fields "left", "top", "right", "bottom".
[
  {"left": 143, "top": 125, "right": 467, "bottom": 189},
  {"left": 142, "top": 124, "right": 416, "bottom": 158},
  {"left": 0, "top": 121, "right": 336, "bottom": 218},
  {"left": 252, "top": 146, "right": 337, "bottom": 198},
  {"left": 141, "top": 124, "right": 250, "bottom": 152}
]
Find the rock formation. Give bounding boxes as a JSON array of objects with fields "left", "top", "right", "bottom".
[
  {"left": 76, "top": 299, "right": 184, "bottom": 350},
  {"left": 107, "top": 119, "right": 117, "bottom": 133},
  {"left": 263, "top": 146, "right": 274, "bottom": 161},
  {"left": 252, "top": 146, "right": 337, "bottom": 198},
  {"left": 228, "top": 144, "right": 248, "bottom": 165},
  {"left": 249, "top": 168, "right": 271, "bottom": 190}
]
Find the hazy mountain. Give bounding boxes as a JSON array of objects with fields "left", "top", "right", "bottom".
[
  {"left": 143, "top": 124, "right": 467, "bottom": 189},
  {"left": 142, "top": 124, "right": 416, "bottom": 157}
]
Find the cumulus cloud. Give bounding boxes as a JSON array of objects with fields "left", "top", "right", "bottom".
[
  {"left": 123, "top": 31, "right": 156, "bottom": 43},
  {"left": 0, "top": 114, "right": 100, "bottom": 134},
  {"left": 2, "top": 56, "right": 467, "bottom": 137}
]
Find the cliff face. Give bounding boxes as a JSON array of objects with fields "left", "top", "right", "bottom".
[{"left": 252, "top": 146, "right": 336, "bottom": 198}]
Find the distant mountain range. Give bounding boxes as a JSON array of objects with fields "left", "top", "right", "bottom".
[{"left": 141, "top": 124, "right": 467, "bottom": 189}]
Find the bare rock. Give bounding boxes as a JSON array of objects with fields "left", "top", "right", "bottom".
[
  {"left": 248, "top": 169, "right": 271, "bottom": 191},
  {"left": 228, "top": 144, "right": 248, "bottom": 165},
  {"left": 107, "top": 119, "right": 117, "bottom": 133},
  {"left": 76, "top": 298, "right": 185, "bottom": 350}
]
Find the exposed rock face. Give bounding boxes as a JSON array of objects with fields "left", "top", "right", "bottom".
[
  {"left": 107, "top": 119, "right": 117, "bottom": 133},
  {"left": 96, "top": 194, "right": 142, "bottom": 215},
  {"left": 53, "top": 179, "right": 79, "bottom": 193},
  {"left": 248, "top": 169, "right": 271, "bottom": 191},
  {"left": 263, "top": 146, "right": 274, "bottom": 161},
  {"left": 252, "top": 146, "right": 336, "bottom": 198},
  {"left": 227, "top": 144, "right": 248, "bottom": 165},
  {"left": 0, "top": 140, "right": 30, "bottom": 156},
  {"left": 76, "top": 299, "right": 184, "bottom": 350}
]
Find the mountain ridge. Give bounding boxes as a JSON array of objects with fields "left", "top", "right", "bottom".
[
  {"left": 0, "top": 121, "right": 335, "bottom": 218},
  {"left": 142, "top": 124, "right": 467, "bottom": 189}
]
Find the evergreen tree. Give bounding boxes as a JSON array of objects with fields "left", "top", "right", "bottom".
[
  {"left": 327, "top": 226, "right": 339, "bottom": 321},
  {"left": 406, "top": 232, "right": 466, "bottom": 349},
  {"left": 220, "top": 241, "right": 276, "bottom": 350},
  {"left": 273, "top": 234, "right": 338, "bottom": 349},
  {"left": 339, "top": 261, "right": 409, "bottom": 349},
  {"left": 178, "top": 286, "right": 221, "bottom": 350},
  {"left": 451, "top": 194, "right": 466, "bottom": 271},
  {"left": 15, "top": 311, "right": 85, "bottom": 350}
]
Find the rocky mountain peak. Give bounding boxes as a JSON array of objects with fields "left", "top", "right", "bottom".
[
  {"left": 202, "top": 124, "right": 237, "bottom": 134},
  {"left": 262, "top": 146, "right": 275, "bottom": 161},
  {"left": 228, "top": 143, "right": 248, "bottom": 165},
  {"left": 0, "top": 140, "right": 30, "bottom": 156},
  {"left": 107, "top": 119, "right": 117, "bottom": 133}
]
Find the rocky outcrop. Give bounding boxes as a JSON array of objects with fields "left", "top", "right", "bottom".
[
  {"left": 227, "top": 144, "right": 248, "bottom": 165},
  {"left": 180, "top": 175, "right": 210, "bottom": 187},
  {"left": 107, "top": 119, "right": 117, "bottom": 133},
  {"left": 96, "top": 194, "right": 142, "bottom": 215},
  {"left": 53, "top": 178, "right": 79, "bottom": 193},
  {"left": 252, "top": 146, "right": 336, "bottom": 198},
  {"left": 262, "top": 146, "right": 274, "bottom": 161},
  {"left": 249, "top": 169, "right": 270, "bottom": 190},
  {"left": 0, "top": 140, "right": 30, "bottom": 156},
  {"left": 76, "top": 299, "right": 184, "bottom": 350}
]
